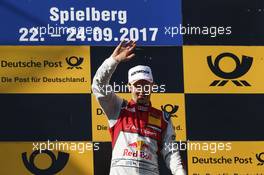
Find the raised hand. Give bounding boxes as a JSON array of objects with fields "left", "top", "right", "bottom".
[{"left": 111, "top": 40, "right": 136, "bottom": 62}]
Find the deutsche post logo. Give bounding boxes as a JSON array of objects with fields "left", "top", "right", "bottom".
[
  {"left": 66, "top": 56, "right": 83, "bottom": 69},
  {"left": 161, "top": 104, "right": 179, "bottom": 118},
  {"left": 256, "top": 152, "right": 264, "bottom": 166},
  {"left": 22, "top": 150, "right": 69, "bottom": 174},
  {"left": 207, "top": 52, "right": 253, "bottom": 86}
]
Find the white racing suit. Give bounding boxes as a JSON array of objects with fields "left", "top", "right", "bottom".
[{"left": 92, "top": 57, "right": 186, "bottom": 175}]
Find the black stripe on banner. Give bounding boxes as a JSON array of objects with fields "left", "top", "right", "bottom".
[
  {"left": 185, "top": 94, "right": 264, "bottom": 141},
  {"left": 0, "top": 94, "right": 92, "bottom": 141},
  {"left": 183, "top": 0, "right": 264, "bottom": 45},
  {"left": 93, "top": 142, "right": 112, "bottom": 175},
  {"left": 91, "top": 46, "right": 184, "bottom": 93}
]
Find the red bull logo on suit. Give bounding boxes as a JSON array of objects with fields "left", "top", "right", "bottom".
[{"left": 123, "top": 140, "right": 152, "bottom": 160}]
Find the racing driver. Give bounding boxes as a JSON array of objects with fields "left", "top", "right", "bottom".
[{"left": 92, "top": 40, "right": 186, "bottom": 175}]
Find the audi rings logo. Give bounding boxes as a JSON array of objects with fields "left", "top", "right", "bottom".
[
  {"left": 207, "top": 52, "right": 253, "bottom": 86},
  {"left": 256, "top": 152, "right": 264, "bottom": 166},
  {"left": 22, "top": 150, "right": 69, "bottom": 174},
  {"left": 161, "top": 104, "right": 179, "bottom": 118},
  {"left": 66, "top": 56, "right": 84, "bottom": 69}
]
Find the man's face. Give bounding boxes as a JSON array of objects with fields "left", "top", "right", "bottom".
[{"left": 129, "top": 79, "right": 153, "bottom": 105}]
